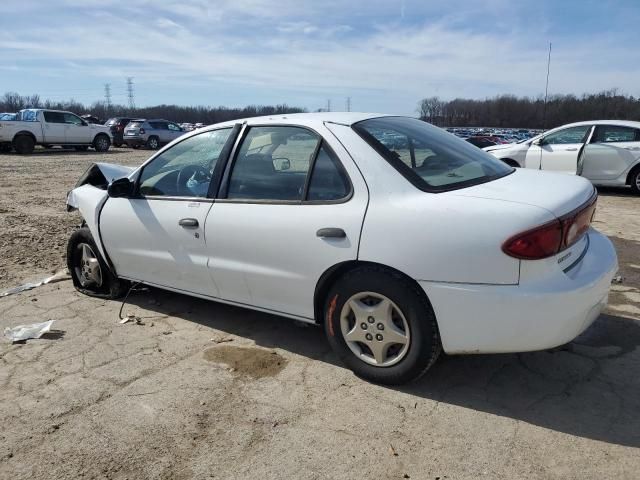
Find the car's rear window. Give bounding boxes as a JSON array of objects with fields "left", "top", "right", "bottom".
[
  {"left": 353, "top": 117, "right": 513, "bottom": 192},
  {"left": 128, "top": 121, "right": 144, "bottom": 128}
]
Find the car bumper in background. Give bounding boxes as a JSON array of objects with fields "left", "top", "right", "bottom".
[
  {"left": 124, "top": 135, "right": 146, "bottom": 146},
  {"left": 420, "top": 229, "right": 618, "bottom": 354}
]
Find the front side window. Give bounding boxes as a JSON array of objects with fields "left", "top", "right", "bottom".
[
  {"left": 543, "top": 126, "right": 591, "bottom": 145},
  {"left": 138, "top": 128, "right": 233, "bottom": 197},
  {"left": 168, "top": 123, "right": 181, "bottom": 131},
  {"left": 227, "top": 126, "right": 320, "bottom": 201},
  {"left": 43, "top": 111, "right": 65, "bottom": 123},
  {"left": 64, "top": 113, "right": 84, "bottom": 125},
  {"left": 353, "top": 117, "right": 512, "bottom": 191},
  {"left": 593, "top": 125, "right": 639, "bottom": 143}
]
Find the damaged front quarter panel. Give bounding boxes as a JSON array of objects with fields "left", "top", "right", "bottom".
[{"left": 66, "top": 162, "right": 135, "bottom": 265}]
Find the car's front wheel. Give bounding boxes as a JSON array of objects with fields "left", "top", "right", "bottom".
[
  {"left": 324, "top": 266, "right": 441, "bottom": 385},
  {"left": 630, "top": 167, "right": 640, "bottom": 195},
  {"left": 67, "top": 227, "right": 128, "bottom": 298}
]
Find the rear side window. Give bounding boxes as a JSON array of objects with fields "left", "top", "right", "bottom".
[
  {"left": 593, "top": 125, "right": 639, "bottom": 143},
  {"left": 307, "top": 146, "right": 350, "bottom": 201},
  {"left": 227, "top": 126, "right": 320, "bottom": 201},
  {"left": 43, "top": 111, "right": 65, "bottom": 123},
  {"left": 353, "top": 117, "right": 512, "bottom": 192}
]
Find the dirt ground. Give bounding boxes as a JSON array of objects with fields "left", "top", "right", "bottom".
[{"left": 0, "top": 148, "right": 639, "bottom": 479}]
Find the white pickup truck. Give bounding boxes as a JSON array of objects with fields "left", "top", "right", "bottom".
[{"left": 0, "top": 109, "right": 112, "bottom": 154}]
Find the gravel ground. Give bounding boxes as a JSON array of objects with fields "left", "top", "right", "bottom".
[{"left": 0, "top": 148, "right": 639, "bottom": 479}]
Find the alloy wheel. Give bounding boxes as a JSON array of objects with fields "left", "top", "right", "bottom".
[{"left": 75, "top": 243, "right": 103, "bottom": 288}]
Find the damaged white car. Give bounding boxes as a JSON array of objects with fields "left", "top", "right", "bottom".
[{"left": 66, "top": 113, "right": 618, "bottom": 384}]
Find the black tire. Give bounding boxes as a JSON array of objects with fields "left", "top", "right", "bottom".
[
  {"left": 131, "top": 145, "right": 141, "bottom": 149},
  {"left": 13, "top": 135, "right": 35, "bottom": 155},
  {"left": 324, "top": 266, "right": 441, "bottom": 385},
  {"left": 66, "top": 227, "right": 128, "bottom": 299},
  {"left": 75, "top": 145, "right": 89, "bottom": 152},
  {"left": 93, "top": 134, "right": 111, "bottom": 152},
  {"left": 629, "top": 167, "right": 640, "bottom": 195},
  {"left": 113, "top": 142, "right": 122, "bottom": 148},
  {"left": 146, "top": 136, "right": 160, "bottom": 150}
]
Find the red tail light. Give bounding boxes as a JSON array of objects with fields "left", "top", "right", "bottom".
[
  {"left": 139, "top": 128, "right": 145, "bottom": 134},
  {"left": 503, "top": 194, "right": 597, "bottom": 260}
]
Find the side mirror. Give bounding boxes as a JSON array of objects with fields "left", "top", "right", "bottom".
[
  {"left": 531, "top": 138, "right": 544, "bottom": 146},
  {"left": 273, "top": 158, "right": 291, "bottom": 171},
  {"left": 107, "top": 177, "right": 134, "bottom": 198}
]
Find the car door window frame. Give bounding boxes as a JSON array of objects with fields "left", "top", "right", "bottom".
[
  {"left": 216, "top": 123, "right": 353, "bottom": 205},
  {"left": 131, "top": 124, "right": 241, "bottom": 202}
]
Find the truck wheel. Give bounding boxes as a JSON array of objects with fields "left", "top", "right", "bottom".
[
  {"left": 67, "top": 227, "right": 128, "bottom": 299},
  {"left": 75, "top": 146, "right": 89, "bottom": 152},
  {"left": 93, "top": 134, "right": 110, "bottom": 152},
  {"left": 146, "top": 136, "right": 160, "bottom": 150},
  {"left": 13, "top": 135, "right": 35, "bottom": 155}
]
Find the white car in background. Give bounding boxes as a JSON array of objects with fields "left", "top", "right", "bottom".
[
  {"left": 484, "top": 120, "right": 640, "bottom": 193},
  {"left": 65, "top": 113, "right": 617, "bottom": 385}
]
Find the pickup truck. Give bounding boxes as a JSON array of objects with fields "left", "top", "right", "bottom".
[{"left": 0, "top": 109, "right": 112, "bottom": 154}]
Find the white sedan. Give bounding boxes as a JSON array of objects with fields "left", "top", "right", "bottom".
[
  {"left": 484, "top": 120, "right": 640, "bottom": 193},
  {"left": 66, "top": 113, "right": 618, "bottom": 384}
]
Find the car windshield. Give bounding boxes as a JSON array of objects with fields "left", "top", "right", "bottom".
[{"left": 353, "top": 117, "right": 513, "bottom": 191}]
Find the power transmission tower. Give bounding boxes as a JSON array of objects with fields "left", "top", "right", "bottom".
[
  {"left": 104, "top": 83, "right": 112, "bottom": 110},
  {"left": 346, "top": 97, "right": 351, "bottom": 112},
  {"left": 126, "top": 77, "right": 135, "bottom": 110}
]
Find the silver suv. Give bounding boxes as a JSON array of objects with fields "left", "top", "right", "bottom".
[{"left": 123, "top": 119, "right": 185, "bottom": 149}]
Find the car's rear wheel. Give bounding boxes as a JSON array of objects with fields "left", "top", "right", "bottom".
[
  {"left": 13, "top": 135, "right": 35, "bottom": 155},
  {"left": 146, "top": 136, "right": 160, "bottom": 150},
  {"left": 630, "top": 167, "right": 640, "bottom": 195},
  {"left": 93, "top": 134, "right": 110, "bottom": 152},
  {"left": 67, "top": 227, "right": 128, "bottom": 298},
  {"left": 324, "top": 266, "right": 441, "bottom": 385}
]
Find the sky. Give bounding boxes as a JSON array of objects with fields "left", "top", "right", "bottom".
[{"left": 1, "top": 0, "right": 639, "bottom": 115}]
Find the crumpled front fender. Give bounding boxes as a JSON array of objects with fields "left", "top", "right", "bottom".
[{"left": 66, "top": 184, "right": 111, "bottom": 266}]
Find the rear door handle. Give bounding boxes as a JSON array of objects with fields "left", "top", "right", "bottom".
[
  {"left": 565, "top": 147, "right": 578, "bottom": 151},
  {"left": 317, "top": 228, "right": 346, "bottom": 238},
  {"left": 179, "top": 218, "right": 199, "bottom": 228}
]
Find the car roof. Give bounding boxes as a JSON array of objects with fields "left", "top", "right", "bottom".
[
  {"left": 553, "top": 119, "right": 640, "bottom": 129},
  {"left": 208, "top": 112, "right": 391, "bottom": 130}
]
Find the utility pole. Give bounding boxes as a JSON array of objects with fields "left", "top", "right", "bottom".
[
  {"left": 327, "top": 99, "right": 331, "bottom": 112},
  {"left": 346, "top": 97, "right": 351, "bottom": 112},
  {"left": 104, "top": 83, "right": 112, "bottom": 111},
  {"left": 126, "top": 77, "right": 135, "bottom": 110},
  {"left": 542, "top": 42, "right": 552, "bottom": 131}
]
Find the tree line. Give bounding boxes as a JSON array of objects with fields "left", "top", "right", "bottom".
[
  {"left": 418, "top": 89, "right": 640, "bottom": 128},
  {"left": 0, "top": 92, "right": 306, "bottom": 124}
]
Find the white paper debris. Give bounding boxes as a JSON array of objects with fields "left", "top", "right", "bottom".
[
  {"left": 4, "top": 320, "right": 55, "bottom": 342},
  {"left": 0, "top": 270, "right": 70, "bottom": 298}
]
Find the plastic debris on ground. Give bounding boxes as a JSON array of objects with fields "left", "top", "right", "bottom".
[
  {"left": 0, "top": 270, "right": 70, "bottom": 298},
  {"left": 4, "top": 320, "right": 56, "bottom": 343}
]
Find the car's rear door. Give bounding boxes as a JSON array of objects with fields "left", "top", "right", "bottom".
[
  {"left": 204, "top": 123, "right": 368, "bottom": 320},
  {"left": 538, "top": 125, "right": 593, "bottom": 174},
  {"left": 100, "top": 127, "right": 238, "bottom": 296},
  {"left": 41, "top": 111, "right": 67, "bottom": 143},
  {"left": 580, "top": 124, "right": 640, "bottom": 181}
]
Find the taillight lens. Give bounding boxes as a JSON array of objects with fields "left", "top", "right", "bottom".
[{"left": 503, "top": 194, "right": 597, "bottom": 260}]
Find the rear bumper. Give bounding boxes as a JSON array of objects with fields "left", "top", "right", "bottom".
[
  {"left": 124, "top": 135, "right": 146, "bottom": 146},
  {"left": 420, "top": 229, "right": 618, "bottom": 354}
]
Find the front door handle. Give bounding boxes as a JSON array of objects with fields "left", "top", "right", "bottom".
[
  {"left": 179, "top": 218, "right": 199, "bottom": 228},
  {"left": 565, "top": 147, "right": 578, "bottom": 151},
  {"left": 317, "top": 228, "right": 346, "bottom": 238}
]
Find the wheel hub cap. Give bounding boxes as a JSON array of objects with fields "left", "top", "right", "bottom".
[{"left": 340, "top": 292, "right": 410, "bottom": 367}]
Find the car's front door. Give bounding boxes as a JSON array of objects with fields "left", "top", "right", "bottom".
[
  {"left": 205, "top": 124, "right": 368, "bottom": 319},
  {"left": 167, "top": 122, "right": 184, "bottom": 142},
  {"left": 580, "top": 124, "right": 640, "bottom": 181},
  {"left": 538, "top": 125, "right": 593, "bottom": 174},
  {"left": 100, "top": 127, "right": 238, "bottom": 296},
  {"left": 63, "top": 113, "right": 93, "bottom": 143}
]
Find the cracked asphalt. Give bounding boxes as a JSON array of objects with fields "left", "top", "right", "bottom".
[{"left": 1, "top": 149, "right": 639, "bottom": 479}]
